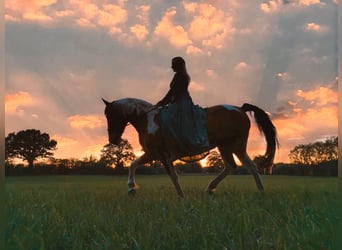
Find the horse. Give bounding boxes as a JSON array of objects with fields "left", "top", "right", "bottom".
[{"left": 102, "top": 97, "right": 278, "bottom": 197}]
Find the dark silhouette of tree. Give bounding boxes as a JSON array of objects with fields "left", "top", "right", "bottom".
[
  {"left": 288, "top": 136, "right": 338, "bottom": 165},
  {"left": 5, "top": 129, "right": 57, "bottom": 168},
  {"left": 99, "top": 139, "right": 136, "bottom": 170},
  {"left": 253, "top": 155, "right": 272, "bottom": 175},
  {"left": 175, "top": 161, "right": 202, "bottom": 173},
  {"left": 206, "top": 150, "right": 224, "bottom": 173}
]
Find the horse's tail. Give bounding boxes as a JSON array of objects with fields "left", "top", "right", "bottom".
[{"left": 241, "top": 103, "right": 279, "bottom": 169}]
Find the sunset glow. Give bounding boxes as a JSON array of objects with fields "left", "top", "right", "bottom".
[{"left": 5, "top": 0, "right": 337, "bottom": 164}]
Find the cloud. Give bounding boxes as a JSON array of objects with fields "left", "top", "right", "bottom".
[
  {"left": 189, "top": 81, "right": 205, "bottom": 92},
  {"left": 269, "top": 85, "right": 338, "bottom": 162},
  {"left": 51, "top": 134, "right": 77, "bottom": 146},
  {"left": 296, "top": 86, "right": 337, "bottom": 106},
  {"left": 76, "top": 17, "right": 96, "bottom": 28},
  {"left": 23, "top": 12, "right": 53, "bottom": 22},
  {"left": 130, "top": 24, "right": 148, "bottom": 41},
  {"left": 68, "top": 115, "right": 105, "bottom": 129},
  {"left": 186, "top": 45, "right": 203, "bottom": 55},
  {"left": 185, "top": 2, "right": 235, "bottom": 49},
  {"left": 5, "top": 92, "right": 37, "bottom": 115},
  {"left": 81, "top": 140, "right": 106, "bottom": 158},
  {"left": 97, "top": 4, "right": 127, "bottom": 27},
  {"left": 55, "top": 10, "right": 74, "bottom": 17},
  {"left": 234, "top": 61, "right": 249, "bottom": 71},
  {"left": 260, "top": 0, "right": 323, "bottom": 14},
  {"left": 305, "top": 22, "right": 328, "bottom": 35},
  {"left": 135, "top": 5, "right": 150, "bottom": 24},
  {"left": 260, "top": 1, "right": 283, "bottom": 13},
  {"left": 298, "top": 0, "right": 321, "bottom": 6},
  {"left": 70, "top": 0, "right": 99, "bottom": 20},
  {"left": 272, "top": 102, "right": 337, "bottom": 159},
  {"left": 154, "top": 7, "right": 191, "bottom": 48},
  {"left": 5, "top": 0, "right": 57, "bottom": 22}
]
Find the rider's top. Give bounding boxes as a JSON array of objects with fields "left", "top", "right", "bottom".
[{"left": 157, "top": 71, "right": 191, "bottom": 106}]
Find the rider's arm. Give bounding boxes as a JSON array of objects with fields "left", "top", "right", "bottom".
[{"left": 156, "top": 73, "right": 188, "bottom": 106}]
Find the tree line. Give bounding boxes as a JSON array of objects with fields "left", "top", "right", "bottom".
[{"left": 5, "top": 129, "right": 338, "bottom": 176}]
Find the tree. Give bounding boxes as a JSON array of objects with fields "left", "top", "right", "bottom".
[
  {"left": 175, "top": 161, "right": 202, "bottom": 173},
  {"left": 288, "top": 136, "right": 338, "bottom": 165},
  {"left": 253, "top": 155, "right": 272, "bottom": 175},
  {"left": 99, "top": 139, "right": 136, "bottom": 170},
  {"left": 206, "top": 150, "right": 224, "bottom": 173},
  {"left": 5, "top": 129, "right": 57, "bottom": 168}
]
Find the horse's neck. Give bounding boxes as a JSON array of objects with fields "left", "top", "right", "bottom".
[
  {"left": 118, "top": 98, "right": 153, "bottom": 118},
  {"left": 118, "top": 98, "right": 152, "bottom": 136}
]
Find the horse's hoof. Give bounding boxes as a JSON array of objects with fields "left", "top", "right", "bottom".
[{"left": 128, "top": 189, "right": 136, "bottom": 196}]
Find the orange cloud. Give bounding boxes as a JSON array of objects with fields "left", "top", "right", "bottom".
[
  {"left": 185, "top": 2, "right": 235, "bottom": 49},
  {"left": 243, "top": 85, "right": 338, "bottom": 163},
  {"left": 52, "top": 134, "right": 106, "bottom": 160},
  {"left": 23, "top": 12, "right": 53, "bottom": 21},
  {"left": 234, "top": 61, "right": 249, "bottom": 71},
  {"left": 5, "top": 0, "right": 56, "bottom": 22},
  {"left": 68, "top": 115, "right": 105, "bottom": 129},
  {"left": 154, "top": 8, "right": 191, "bottom": 48},
  {"left": 5, "top": 92, "right": 36, "bottom": 115},
  {"left": 296, "top": 87, "right": 337, "bottom": 106},
  {"left": 260, "top": 1, "right": 282, "bottom": 13},
  {"left": 130, "top": 24, "right": 148, "bottom": 41},
  {"left": 306, "top": 22, "right": 320, "bottom": 31},
  {"left": 189, "top": 81, "right": 205, "bottom": 92},
  {"left": 186, "top": 45, "right": 204, "bottom": 55},
  {"left": 268, "top": 86, "right": 338, "bottom": 162},
  {"left": 299, "top": 0, "right": 321, "bottom": 6},
  {"left": 81, "top": 139, "right": 107, "bottom": 159},
  {"left": 135, "top": 5, "right": 150, "bottom": 24},
  {"left": 305, "top": 22, "right": 328, "bottom": 35},
  {"left": 51, "top": 135, "right": 77, "bottom": 146},
  {"left": 65, "top": 0, "right": 97, "bottom": 20},
  {"left": 97, "top": 4, "right": 127, "bottom": 27},
  {"left": 273, "top": 105, "right": 337, "bottom": 162},
  {"left": 76, "top": 17, "right": 96, "bottom": 28},
  {"left": 55, "top": 10, "right": 74, "bottom": 17}
]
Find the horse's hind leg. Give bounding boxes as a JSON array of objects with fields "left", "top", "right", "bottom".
[
  {"left": 236, "top": 152, "right": 264, "bottom": 192},
  {"left": 161, "top": 158, "right": 184, "bottom": 198},
  {"left": 206, "top": 148, "right": 236, "bottom": 194}
]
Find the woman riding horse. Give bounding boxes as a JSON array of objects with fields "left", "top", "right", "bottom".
[
  {"left": 102, "top": 58, "right": 278, "bottom": 197},
  {"left": 156, "top": 57, "right": 210, "bottom": 160}
]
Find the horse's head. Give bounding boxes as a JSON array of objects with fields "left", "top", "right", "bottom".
[{"left": 102, "top": 98, "right": 127, "bottom": 145}]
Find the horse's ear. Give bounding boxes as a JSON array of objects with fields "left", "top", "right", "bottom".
[{"left": 102, "top": 98, "right": 111, "bottom": 106}]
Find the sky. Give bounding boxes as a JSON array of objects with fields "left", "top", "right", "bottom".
[{"left": 4, "top": 0, "right": 338, "bottom": 164}]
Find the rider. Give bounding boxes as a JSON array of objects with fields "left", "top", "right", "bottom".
[
  {"left": 156, "top": 57, "right": 191, "bottom": 107},
  {"left": 156, "top": 57, "right": 209, "bottom": 160}
]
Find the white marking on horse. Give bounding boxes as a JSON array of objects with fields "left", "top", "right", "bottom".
[
  {"left": 223, "top": 105, "right": 240, "bottom": 112},
  {"left": 116, "top": 98, "right": 152, "bottom": 118},
  {"left": 147, "top": 110, "right": 159, "bottom": 135}
]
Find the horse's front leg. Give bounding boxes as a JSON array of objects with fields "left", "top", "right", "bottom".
[{"left": 127, "top": 153, "right": 150, "bottom": 195}]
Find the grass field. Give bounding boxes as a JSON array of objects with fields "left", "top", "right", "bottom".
[{"left": 5, "top": 175, "right": 339, "bottom": 250}]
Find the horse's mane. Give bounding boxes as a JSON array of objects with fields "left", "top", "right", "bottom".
[{"left": 114, "top": 98, "right": 154, "bottom": 117}]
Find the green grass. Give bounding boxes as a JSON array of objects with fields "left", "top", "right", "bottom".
[{"left": 5, "top": 175, "right": 339, "bottom": 250}]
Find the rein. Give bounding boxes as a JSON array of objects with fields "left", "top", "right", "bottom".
[{"left": 126, "top": 105, "right": 162, "bottom": 127}]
